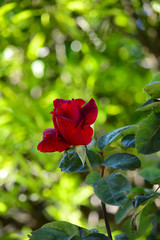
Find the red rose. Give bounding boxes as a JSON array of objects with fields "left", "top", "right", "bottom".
[{"left": 37, "top": 98, "right": 98, "bottom": 152}]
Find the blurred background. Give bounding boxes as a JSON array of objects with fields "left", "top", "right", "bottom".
[{"left": 1, "top": 0, "right": 160, "bottom": 239}]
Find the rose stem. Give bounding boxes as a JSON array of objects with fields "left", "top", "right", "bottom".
[
  {"left": 100, "top": 151, "right": 113, "bottom": 240},
  {"left": 85, "top": 155, "right": 93, "bottom": 173}
]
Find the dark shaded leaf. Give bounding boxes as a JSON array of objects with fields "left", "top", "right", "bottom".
[
  {"left": 84, "top": 233, "right": 110, "bottom": 240},
  {"left": 90, "top": 173, "right": 131, "bottom": 206},
  {"left": 133, "top": 194, "right": 154, "bottom": 207},
  {"left": 97, "top": 125, "right": 138, "bottom": 150},
  {"left": 103, "top": 153, "right": 141, "bottom": 170},
  {"left": 136, "top": 99, "right": 160, "bottom": 112},
  {"left": 29, "top": 227, "right": 69, "bottom": 240},
  {"left": 59, "top": 150, "right": 102, "bottom": 172},
  {"left": 115, "top": 199, "right": 133, "bottom": 224},
  {"left": 121, "top": 135, "right": 135, "bottom": 148},
  {"left": 136, "top": 112, "right": 160, "bottom": 154}
]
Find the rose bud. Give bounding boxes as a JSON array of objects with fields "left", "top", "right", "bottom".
[{"left": 37, "top": 98, "right": 98, "bottom": 152}]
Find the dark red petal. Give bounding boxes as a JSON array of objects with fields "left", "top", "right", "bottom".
[
  {"left": 37, "top": 128, "right": 70, "bottom": 152},
  {"left": 52, "top": 111, "right": 59, "bottom": 132},
  {"left": 81, "top": 98, "right": 98, "bottom": 125},
  {"left": 56, "top": 117, "right": 93, "bottom": 145},
  {"left": 57, "top": 99, "right": 82, "bottom": 124},
  {"left": 53, "top": 99, "right": 69, "bottom": 109},
  {"left": 74, "top": 99, "right": 85, "bottom": 107}
]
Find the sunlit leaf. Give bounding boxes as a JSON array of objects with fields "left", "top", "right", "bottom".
[
  {"left": 144, "top": 81, "right": 160, "bottom": 99},
  {"left": 136, "top": 99, "right": 160, "bottom": 112},
  {"left": 0, "top": 2, "right": 16, "bottom": 17},
  {"left": 43, "top": 221, "right": 90, "bottom": 238}
]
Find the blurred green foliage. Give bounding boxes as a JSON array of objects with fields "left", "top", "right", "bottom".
[{"left": 1, "top": 0, "right": 160, "bottom": 239}]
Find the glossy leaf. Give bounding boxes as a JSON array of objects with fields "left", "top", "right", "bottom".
[
  {"left": 136, "top": 112, "right": 160, "bottom": 154},
  {"left": 115, "top": 199, "right": 133, "bottom": 224},
  {"left": 144, "top": 81, "right": 160, "bottom": 99},
  {"left": 59, "top": 150, "right": 102, "bottom": 172},
  {"left": 97, "top": 125, "right": 138, "bottom": 150},
  {"left": 29, "top": 227, "right": 70, "bottom": 240},
  {"left": 136, "top": 99, "right": 160, "bottom": 112},
  {"left": 29, "top": 222, "right": 109, "bottom": 240},
  {"left": 103, "top": 153, "right": 141, "bottom": 170},
  {"left": 139, "top": 167, "right": 160, "bottom": 183},
  {"left": 43, "top": 221, "right": 89, "bottom": 237},
  {"left": 84, "top": 233, "right": 110, "bottom": 240},
  {"left": 90, "top": 173, "right": 131, "bottom": 206},
  {"left": 121, "top": 135, "right": 135, "bottom": 148}
]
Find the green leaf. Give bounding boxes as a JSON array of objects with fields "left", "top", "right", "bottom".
[
  {"left": 43, "top": 221, "right": 90, "bottom": 237},
  {"left": 115, "top": 233, "right": 129, "bottom": 240},
  {"left": 121, "top": 135, "right": 135, "bottom": 148},
  {"left": 103, "top": 153, "right": 141, "bottom": 170},
  {"left": 29, "top": 222, "right": 109, "bottom": 240},
  {"left": 91, "top": 173, "right": 131, "bottom": 206},
  {"left": 136, "top": 112, "right": 160, "bottom": 154},
  {"left": 128, "top": 203, "right": 156, "bottom": 238},
  {"left": 84, "top": 233, "right": 110, "bottom": 240},
  {"left": 136, "top": 99, "right": 160, "bottom": 112},
  {"left": 97, "top": 125, "right": 138, "bottom": 150},
  {"left": 85, "top": 172, "right": 101, "bottom": 185},
  {"left": 29, "top": 227, "right": 69, "bottom": 240},
  {"left": 115, "top": 199, "right": 133, "bottom": 224},
  {"left": 75, "top": 145, "right": 86, "bottom": 166},
  {"left": 133, "top": 194, "right": 154, "bottom": 207},
  {"left": 59, "top": 150, "right": 102, "bottom": 173},
  {"left": 139, "top": 167, "right": 160, "bottom": 183},
  {"left": 150, "top": 72, "right": 160, "bottom": 83},
  {"left": 127, "top": 187, "right": 154, "bottom": 198},
  {"left": 144, "top": 81, "right": 160, "bottom": 99}
]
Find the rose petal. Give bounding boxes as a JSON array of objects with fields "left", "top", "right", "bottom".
[
  {"left": 57, "top": 99, "right": 82, "bottom": 124},
  {"left": 52, "top": 112, "right": 59, "bottom": 132},
  {"left": 37, "top": 128, "right": 70, "bottom": 152},
  {"left": 56, "top": 117, "right": 93, "bottom": 145},
  {"left": 81, "top": 98, "right": 98, "bottom": 125},
  {"left": 53, "top": 99, "right": 69, "bottom": 109},
  {"left": 74, "top": 99, "right": 85, "bottom": 107}
]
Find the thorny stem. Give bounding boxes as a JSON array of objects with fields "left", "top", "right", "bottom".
[{"left": 99, "top": 151, "right": 113, "bottom": 240}]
